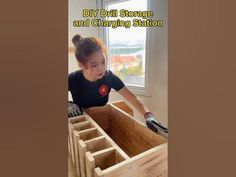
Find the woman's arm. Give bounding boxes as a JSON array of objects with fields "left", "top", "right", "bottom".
[
  {"left": 117, "top": 86, "right": 150, "bottom": 119},
  {"left": 117, "top": 86, "right": 168, "bottom": 135}
]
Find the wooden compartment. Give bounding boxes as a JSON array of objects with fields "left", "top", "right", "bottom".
[
  {"left": 68, "top": 116, "right": 89, "bottom": 166},
  {"left": 73, "top": 127, "right": 103, "bottom": 176},
  {"left": 85, "top": 102, "right": 168, "bottom": 177},
  {"left": 86, "top": 104, "right": 166, "bottom": 157},
  {"left": 94, "top": 144, "right": 167, "bottom": 177},
  {"left": 85, "top": 147, "right": 126, "bottom": 177},
  {"left": 69, "top": 101, "right": 168, "bottom": 177},
  {"left": 78, "top": 136, "right": 112, "bottom": 177}
]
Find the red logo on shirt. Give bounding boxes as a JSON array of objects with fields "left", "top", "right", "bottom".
[{"left": 99, "top": 84, "right": 109, "bottom": 97}]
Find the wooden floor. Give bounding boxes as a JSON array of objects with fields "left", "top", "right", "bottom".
[{"left": 68, "top": 156, "right": 78, "bottom": 177}]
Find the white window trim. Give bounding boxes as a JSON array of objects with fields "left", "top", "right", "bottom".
[{"left": 97, "top": 0, "right": 152, "bottom": 97}]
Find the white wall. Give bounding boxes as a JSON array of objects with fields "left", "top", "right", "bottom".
[
  {"left": 68, "top": 0, "right": 168, "bottom": 127},
  {"left": 68, "top": 0, "right": 99, "bottom": 73}
]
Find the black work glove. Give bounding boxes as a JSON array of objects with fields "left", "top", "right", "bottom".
[
  {"left": 146, "top": 117, "right": 168, "bottom": 136},
  {"left": 68, "top": 101, "right": 82, "bottom": 118}
]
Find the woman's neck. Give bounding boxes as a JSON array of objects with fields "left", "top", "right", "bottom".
[{"left": 82, "top": 70, "right": 97, "bottom": 82}]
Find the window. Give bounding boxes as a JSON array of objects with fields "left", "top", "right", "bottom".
[{"left": 99, "top": 0, "right": 151, "bottom": 96}]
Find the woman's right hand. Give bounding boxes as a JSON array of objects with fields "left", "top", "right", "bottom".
[{"left": 68, "top": 102, "right": 82, "bottom": 118}]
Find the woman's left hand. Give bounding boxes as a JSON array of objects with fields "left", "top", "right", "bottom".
[{"left": 146, "top": 116, "right": 168, "bottom": 135}]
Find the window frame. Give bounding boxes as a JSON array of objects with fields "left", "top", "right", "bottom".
[{"left": 97, "top": 0, "right": 152, "bottom": 96}]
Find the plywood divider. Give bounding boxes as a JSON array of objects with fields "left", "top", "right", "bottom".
[{"left": 78, "top": 140, "right": 87, "bottom": 177}]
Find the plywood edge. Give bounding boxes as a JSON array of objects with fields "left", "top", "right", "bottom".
[
  {"left": 94, "top": 168, "right": 103, "bottom": 177},
  {"left": 85, "top": 104, "right": 110, "bottom": 115}
]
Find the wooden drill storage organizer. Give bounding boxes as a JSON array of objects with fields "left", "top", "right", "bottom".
[{"left": 68, "top": 101, "right": 168, "bottom": 177}]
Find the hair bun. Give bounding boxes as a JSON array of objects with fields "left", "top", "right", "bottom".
[{"left": 72, "top": 34, "right": 82, "bottom": 46}]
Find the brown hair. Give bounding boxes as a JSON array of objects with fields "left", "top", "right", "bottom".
[{"left": 72, "top": 34, "right": 107, "bottom": 65}]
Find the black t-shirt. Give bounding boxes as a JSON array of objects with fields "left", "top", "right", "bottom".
[{"left": 68, "top": 70, "right": 125, "bottom": 108}]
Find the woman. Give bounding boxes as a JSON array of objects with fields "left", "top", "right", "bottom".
[{"left": 68, "top": 34, "right": 167, "bottom": 134}]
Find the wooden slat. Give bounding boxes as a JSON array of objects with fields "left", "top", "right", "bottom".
[
  {"left": 78, "top": 140, "right": 87, "bottom": 177},
  {"left": 85, "top": 151, "right": 95, "bottom": 177},
  {"left": 68, "top": 124, "right": 76, "bottom": 165},
  {"left": 73, "top": 130, "right": 81, "bottom": 176},
  {"left": 94, "top": 168, "right": 103, "bottom": 177},
  {"left": 83, "top": 136, "right": 105, "bottom": 144},
  {"left": 68, "top": 136, "right": 71, "bottom": 155}
]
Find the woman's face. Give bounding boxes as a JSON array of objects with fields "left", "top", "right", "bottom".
[{"left": 82, "top": 51, "right": 107, "bottom": 81}]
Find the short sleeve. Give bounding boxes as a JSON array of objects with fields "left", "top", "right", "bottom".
[
  {"left": 68, "top": 72, "right": 76, "bottom": 91},
  {"left": 68, "top": 73, "right": 72, "bottom": 91},
  {"left": 109, "top": 70, "right": 125, "bottom": 91}
]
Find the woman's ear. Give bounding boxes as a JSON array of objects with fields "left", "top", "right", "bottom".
[{"left": 78, "top": 62, "right": 89, "bottom": 69}]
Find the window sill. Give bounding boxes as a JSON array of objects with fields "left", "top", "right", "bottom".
[{"left": 111, "top": 85, "right": 151, "bottom": 97}]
